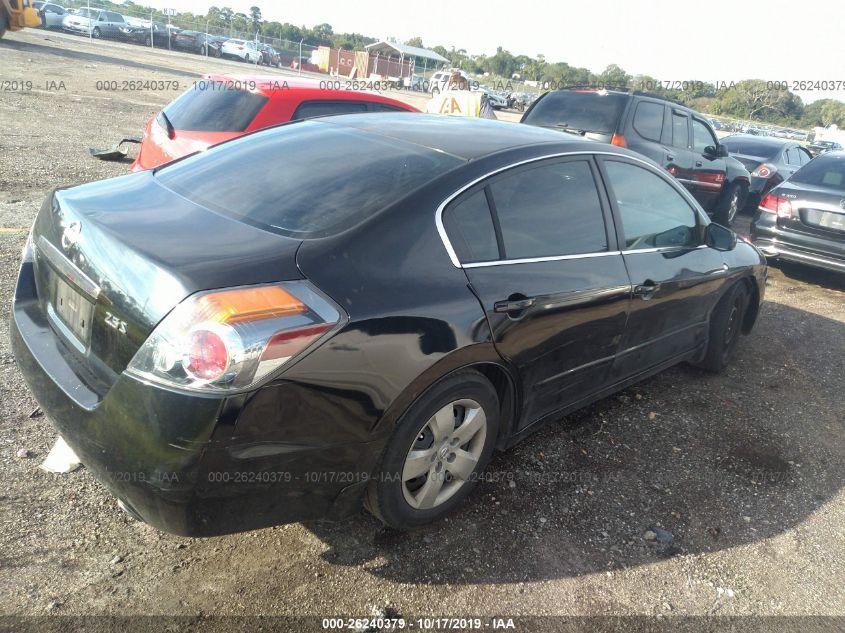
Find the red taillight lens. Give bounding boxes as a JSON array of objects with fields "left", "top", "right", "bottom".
[
  {"left": 611, "top": 133, "right": 627, "bottom": 148},
  {"left": 128, "top": 282, "right": 344, "bottom": 393},
  {"left": 751, "top": 163, "right": 777, "bottom": 178},
  {"left": 185, "top": 329, "right": 229, "bottom": 380},
  {"left": 760, "top": 193, "right": 792, "bottom": 218}
]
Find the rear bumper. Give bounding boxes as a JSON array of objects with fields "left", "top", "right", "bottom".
[
  {"left": 10, "top": 261, "right": 382, "bottom": 536},
  {"left": 751, "top": 214, "right": 845, "bottom": 273}
]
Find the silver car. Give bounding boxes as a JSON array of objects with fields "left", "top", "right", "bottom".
[{"left": 62, "top": 8, "right": 126, "bottom": 38}]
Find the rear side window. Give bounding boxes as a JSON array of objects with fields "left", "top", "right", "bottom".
[
  {"left": 163, "top": 84, "right": 269, "bottom": 132},
  {"left": 785, "top": 148, "right": 799, "bottom": 165},
  {"left": 443, "top": 190, "right": 499, "bottom": 263},
  {"left": 106, "top": 12, "right": 122, "bottom": 21},
  {"left": 156, "top": 121, "right": 463, "bottom": 238},
  {"left": 632, "top": 102, "right": 664, "bottom": 142},
  {"left": 292, "top": 100, "right": 369, "bottom": 120},
  {"left": 488, "top": 160, "right": 607, "bottom": 259},
  {"left": 522, "top": 91, "right": 628, "bottom": 134},
  {"left": 798, "top": 148, "right": 813, "bottom": 165},
  {"left": 370, "top": 103, "right": 409, "bottom": 113},
  {"left": 604, "top": 160, "right": 698, "bottom": 249},
  {"left": 671, "top": 113, "right": 689, "bottom": 148}
]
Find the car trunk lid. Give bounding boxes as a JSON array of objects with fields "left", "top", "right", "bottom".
[{"left": 775, "top": 182, "right": 845, "bottom": 256}]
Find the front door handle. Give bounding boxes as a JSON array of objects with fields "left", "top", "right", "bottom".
[
  {"left": 633, "top": 281, "right": 661, "bottom": 300},
  {"left": 494, "top": 297, "right": 535, "bottom": 313}
]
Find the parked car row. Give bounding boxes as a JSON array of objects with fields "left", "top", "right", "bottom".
[{"left": 39, "top": 3, "right": 280, "bottom": 64}]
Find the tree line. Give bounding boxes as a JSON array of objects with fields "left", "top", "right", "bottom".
[{"left": 66, "top": 1, "right": 845, "bottom": 129}]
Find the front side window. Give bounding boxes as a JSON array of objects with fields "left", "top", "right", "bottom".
[
  {"left": 604, "top": 160, "right": 699, "bottom": 250},
  {"left": 487, "top": 160, "right": 608, "bottom": 259},
  {"left": 692, "top": 118, "right": 717, "bottom": 152}
]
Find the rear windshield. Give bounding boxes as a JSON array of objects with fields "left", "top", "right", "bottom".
[
  {"left": 720, "top": 137, "right": 780, "bottom": 158},
  {"left": 522, "top": 91, "right": 628, "bottom": 133},
  {"left": 162, "top": 83, "right": 269, "bottom": 132},
  {"left": 789, "top": 153, "right": 845, "bottom": 189},
  {"left": 155, "top": 120, "right": 463, "bottom": 237}
]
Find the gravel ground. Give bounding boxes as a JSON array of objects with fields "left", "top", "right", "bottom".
[{"left": 1, "top": 29, "right": 844, "bottom": 631}]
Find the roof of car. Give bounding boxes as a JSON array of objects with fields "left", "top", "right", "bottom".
[{"left": 307, "top": 113, "right": 612, "bottom": 161}]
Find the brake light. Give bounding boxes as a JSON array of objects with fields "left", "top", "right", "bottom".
[
  {"left": 127, "top": 281, "right": 344, "bottom": 393},
  {"left": 751, "top": 163, "right": 777, "bottom": 178},
  {"left": 611, "top": 133, "right": 627, "bottom": 148},
  {"left": 759, "top": 193, "right": 792, "bottom": 219}
]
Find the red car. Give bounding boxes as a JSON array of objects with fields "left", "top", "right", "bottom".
[{"left": 130, "top": 74, "right": 419, "bottom": 171}]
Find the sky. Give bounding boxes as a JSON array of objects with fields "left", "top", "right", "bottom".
[{"left": 128, "top": 0, "right": 845, "bottom": 103}]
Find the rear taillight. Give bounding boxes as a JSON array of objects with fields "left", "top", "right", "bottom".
[
  {"left": 611, "top": 133, "right": 627, "bottom": 148},
  {"left": 759, "top": 193, "right": 792, "bottom": 219},
  {"left": 751, "top": 163, "right": 777, "bottom": 178},
  {"left": 127, "top": 281, "right": 343, "bottom": 393}
]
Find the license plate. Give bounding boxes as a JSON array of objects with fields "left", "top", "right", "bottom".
[
  {"left": 804, "top": 209, "right": 845, "bottom": 232},
  {"left": 54, "top": 277, "right": 94, "bottom": 346}
]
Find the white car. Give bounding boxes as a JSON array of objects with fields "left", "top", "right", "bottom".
[
  {"left": 221, "top": 39, "right": 260, "bottom": 63},
  {"left": 429, "top": 69, "right": 471, "bottom": 94}
]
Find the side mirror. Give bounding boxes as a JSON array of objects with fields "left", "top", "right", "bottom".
[{"left": 705, "top": 222, "right": 737, "bottom": 250}]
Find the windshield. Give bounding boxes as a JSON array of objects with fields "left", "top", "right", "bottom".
[
  {"left": 522, "top": 91, "right": 628, "bottom": 133},
  {"left": 155, "top": 120, "right": 463, "bottom": 238}
]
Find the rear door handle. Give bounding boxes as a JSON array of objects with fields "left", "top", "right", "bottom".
[
  {"left": 494, "top": 297, "right": 535, "bottom": 313},
  {"left": 633, "top": 281, "right": 661, "bottom": 300},
  {"left": 695, "top": 160, "right": 703, "bottom": 167}
]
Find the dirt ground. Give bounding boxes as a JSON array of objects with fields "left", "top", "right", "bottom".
[{"left": 1, "top": 28, "right": 844, "bottom": 631}]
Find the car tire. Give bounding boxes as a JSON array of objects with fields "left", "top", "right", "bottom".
[
  {"left": 713, "top": 181, "right": 745, "bottom": 226},
  {"left": 695, "top": 282, "right": 749, "bottom": 373},
  {"left": 144, "top": 34, "right": 151, "bottom": 46},
  {"left": 365, "top": 370, "right": 500, "bottom": 530},
  {"left": 92, "top": 27, "right": 101, "bottom": 39}
]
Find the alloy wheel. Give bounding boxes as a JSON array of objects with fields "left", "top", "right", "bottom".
[{"left": 401, "top": 399, "right": 486, "bottom": 510}]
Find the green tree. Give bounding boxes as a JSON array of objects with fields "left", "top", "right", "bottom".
[
  {"left": 801, "top": 99, "right": 845, "bottom": 128},
  {"left": 249, "top": 6, "right": 262, "bottom": 34},
  {"left": 406, "top": 36, "right": 424, "bottom": 48}
]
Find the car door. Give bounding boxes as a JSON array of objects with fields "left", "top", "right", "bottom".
[
  {"left": 441, "top": 156, "right": 631, "bottom": 427},
  {"left": 665, "top": 109, "right": 697, "bottom": 198},
  {"left": 690, "top": 116, "right": 727, "bottom": 210},
  {"left": 598, "top": 156, "right": 729, "bottom": 379}
]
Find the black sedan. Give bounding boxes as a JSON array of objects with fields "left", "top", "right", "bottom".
[
  {"left": 10, "top": 115, "right": 766, "bottom": 536},
  {"left": 752, "top": 150, "right": 845, "bottom": 272},
  {"left": 720, "top": 134, "right": 814, "bottom": 210}
]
